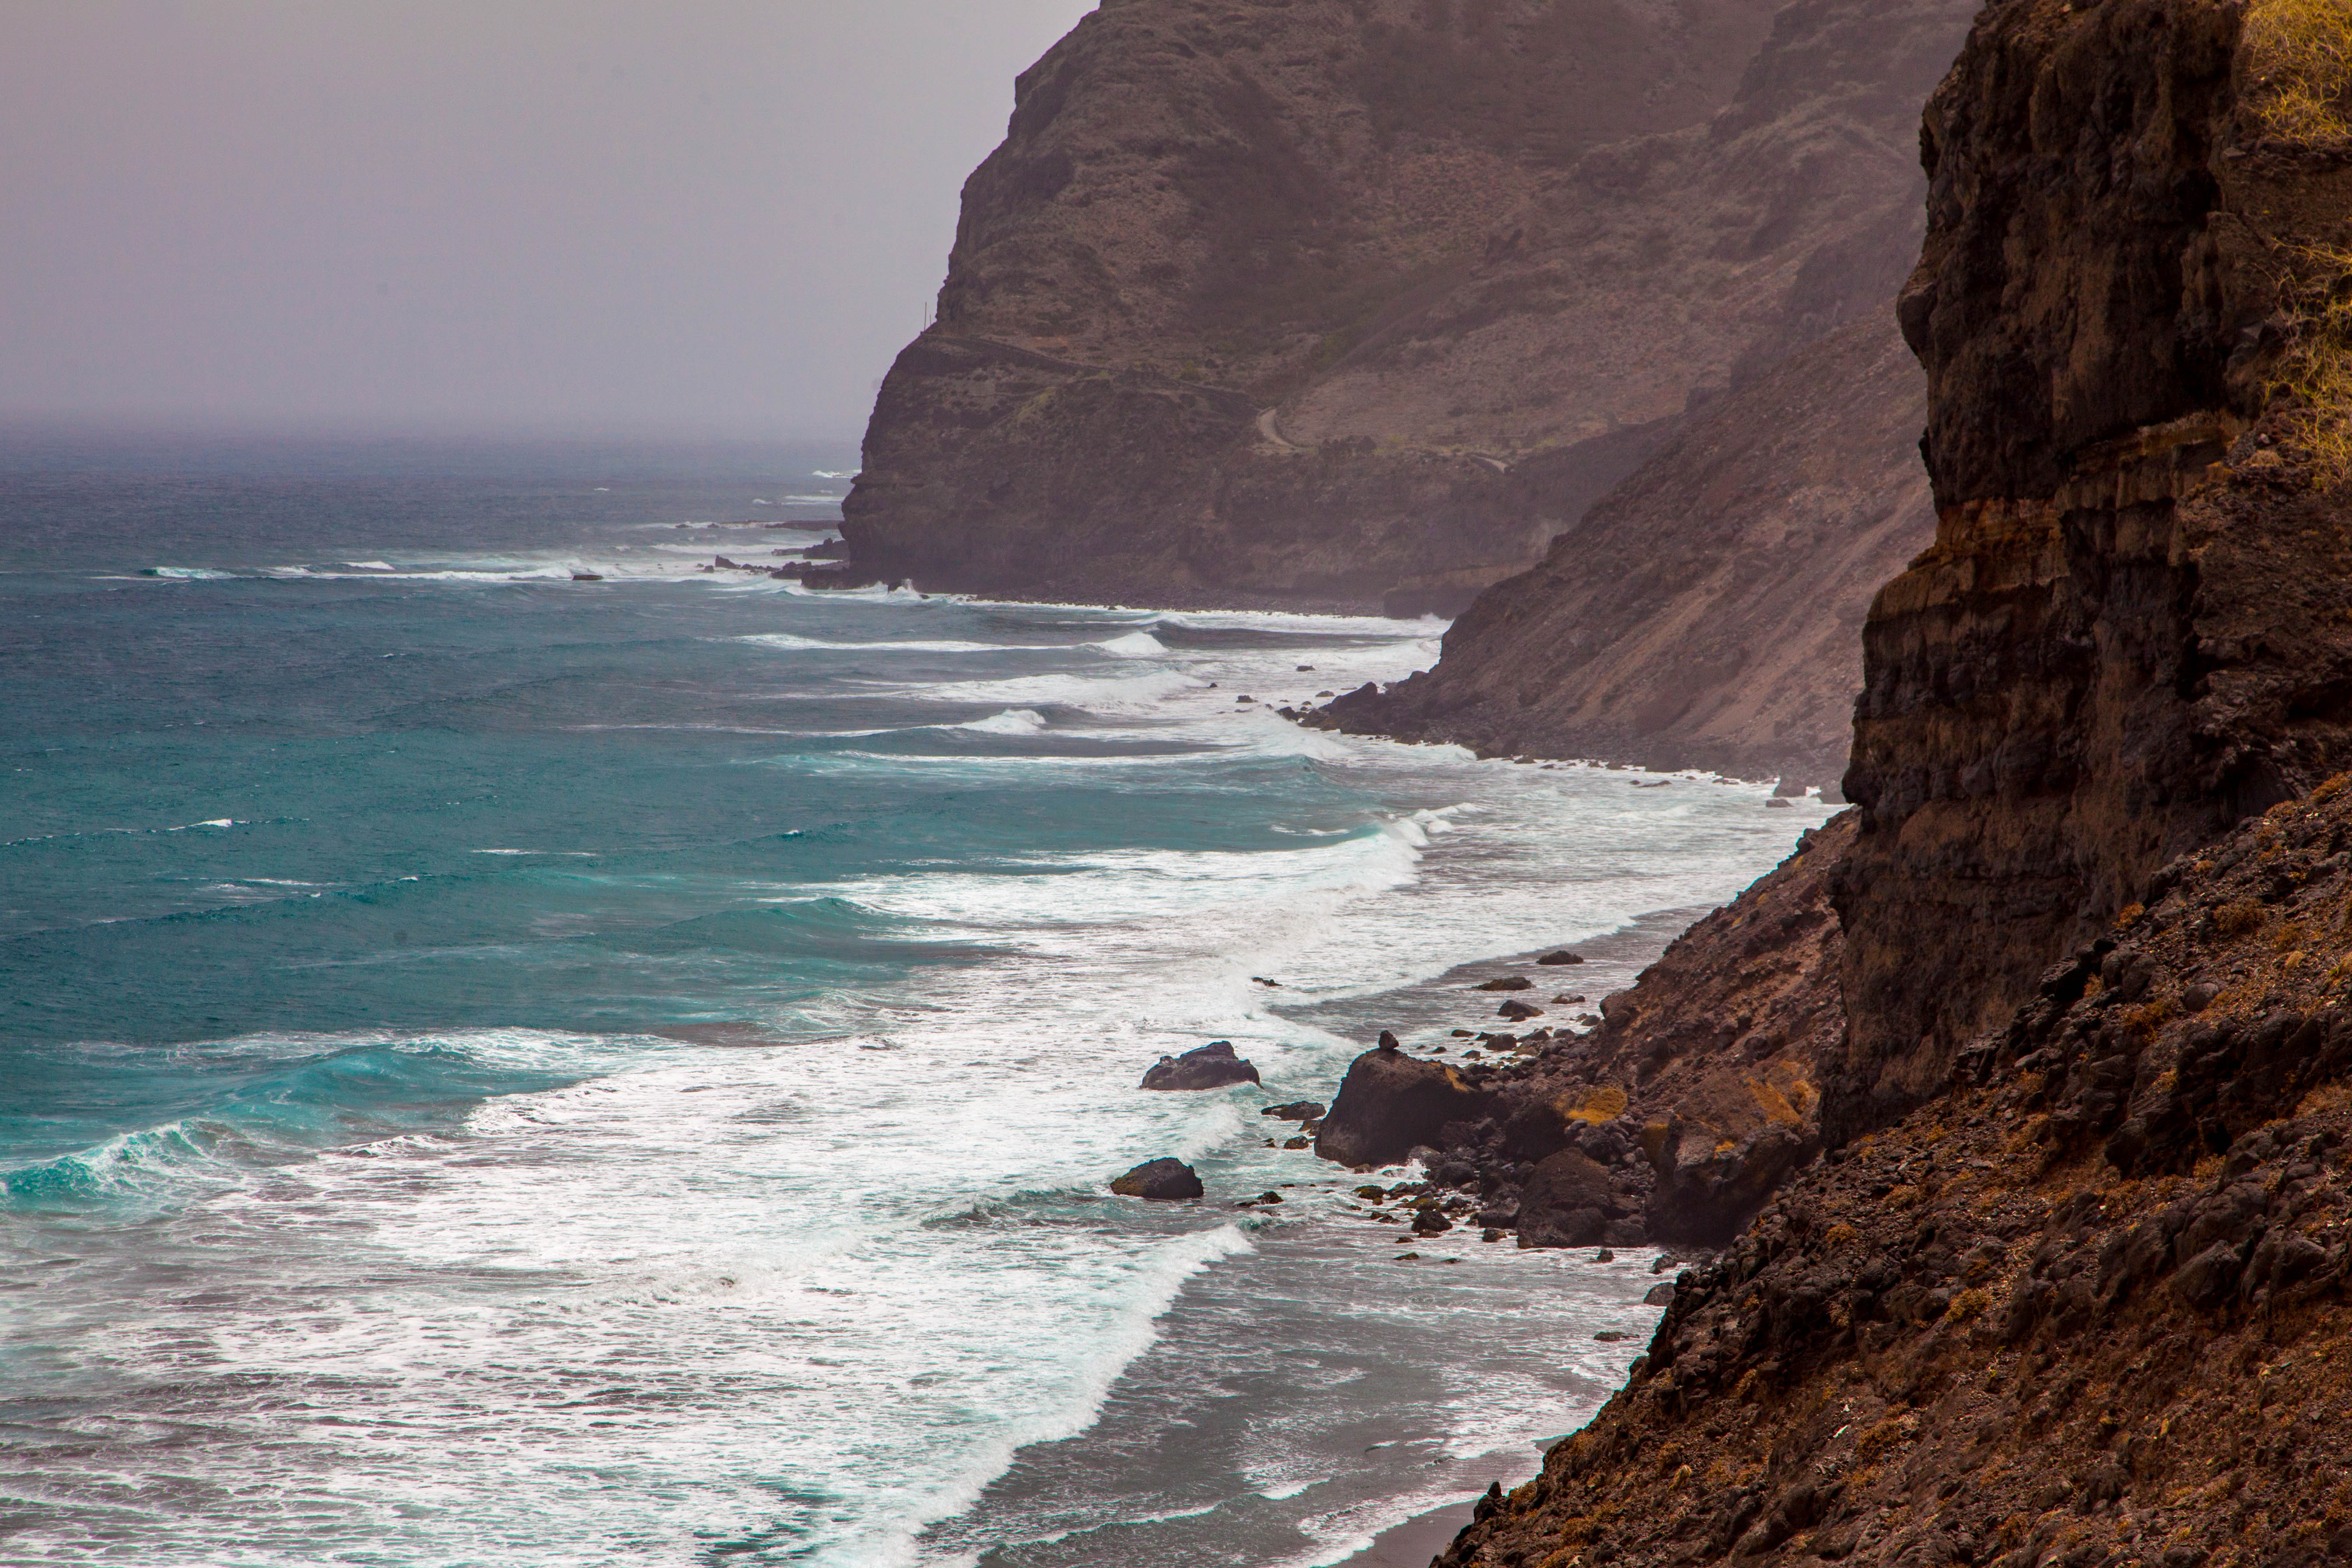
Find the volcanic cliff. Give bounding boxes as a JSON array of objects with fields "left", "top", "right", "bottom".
[
  {"left": 841, "top": 0, "right": 1974, "bottom": 646},
  {"left": 1346, "top": 0, "right": 2352, "bottom": 1561},
  {"left": 1309, "top": 315, "right": 1932, "bottom": 784}
]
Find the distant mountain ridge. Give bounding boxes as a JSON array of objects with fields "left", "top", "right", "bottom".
[{"left": 840, "top": 0, "right": 1975, "bottom": 661}]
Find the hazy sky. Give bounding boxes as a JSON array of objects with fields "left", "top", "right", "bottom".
[{"left": 1, "top": 1, "right": 1096, "bottom": 441}]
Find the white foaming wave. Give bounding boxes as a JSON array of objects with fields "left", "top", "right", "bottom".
[
  {"left": 1151, "top": 607, "right": 1448, "bottom": 637},
  {"left": 952, "top": 708, "right": 1048, "bottom": 736},
  {"left": 131, "top": 1032, "right": 1263, "bottom": 1566},
  {"left": 270, "top": 564, "right": 581, "bottom": 584},
  {"left": 141, "top": 566, "right": 237, "bottom": 581},
  {"left": 344, "top": 560, "right": 395, "bottom": 571},
  {"left": 737, "top": 629, "right": 1172, "bottom": 661},
  {"left": 740, "top": 633, "right": 1043, "bottom": 655},
  {"left": 906, "top": 669, "right": 1197, "bottom": 718},
  {"left": 813, "top": 469, "right": 858, "bottom": 479},
  {"left": 4, "top": 1119, "right": 257, "bottom": 1210}
]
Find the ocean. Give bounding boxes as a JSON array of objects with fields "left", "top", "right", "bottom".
[{"left": 0, "top": 432, "right": 1833, "bottom": 1567}]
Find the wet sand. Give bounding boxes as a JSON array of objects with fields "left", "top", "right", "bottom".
[{"left": 1336, "top": 1498, "right": 1476, "bottom": 1567}]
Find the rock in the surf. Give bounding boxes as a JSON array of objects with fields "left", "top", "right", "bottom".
[
  {"left": 1260, "top": 1100, "right": 1326, "bottom": 1121},
  {"left": 1538, "top": 950, "right": 1585, "bottom": 966},
  {"left": 1139, "top": 1041, "right": 1261, "bottom": 1091},
  {"left": 1315, "top": 1046, "right": 1494, "bottom": 1168},
  {"left": 1110, "top": 1158, "right": 1204, "bottom": 1200},
  {"left": 1476, "top": 976, "right": 1533, "bottom": 991}
]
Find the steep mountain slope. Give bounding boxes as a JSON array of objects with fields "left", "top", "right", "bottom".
[
  {"left": 1438, "top": 780, "right": 2352, "bottom": 1568},
  {"left": 1830, "top": 0, "right": 2352, "bottom": 1138},
  {"left": 1416, "top": 0, "right": 2352, "bottom": 1562},
  {"left": 1309, "top": 315, "right": 1933, "bottom": 783},
  {"left": 841, "top": 0, "right": 1975, "bottom": 612}
]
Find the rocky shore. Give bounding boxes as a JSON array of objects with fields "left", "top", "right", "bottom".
[
  {"left": 1304, "top": 813, "right": 1854, "bottom": 1253},
  {"left": 1410, "top": 0, "right": 2352, "bottom": 1561}
]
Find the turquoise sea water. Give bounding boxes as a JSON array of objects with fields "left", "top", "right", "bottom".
[{"left": 0, "top": 433, "right": 1832, "bottom": 1565}]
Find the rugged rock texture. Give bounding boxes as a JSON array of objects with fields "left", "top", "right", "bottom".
[
  {"left": 1412, "top": 3, "right": 2352, "bottom": 1562},
  {"left": 1829, "top": 0, "right": 2352, "bottom": 1142},
  {"left": 844, "top": 0, "right": 1976, "bottom": 613},
  {"left": 1138, "top": 1040, "right": 1261, "bottom": 1090},
  {"left": 1316, "top": 1042, "right": 1495, "bottom": 1169},
  {"left": 1110, "top": 1157, "right": 1204, "bottom": 1199},
  {"left": 1312, "top": 318, "right": 1934, "bottom": 782},
  {"left": 1316, "top": 813, "right": 1852, "bottom": 1246},
  {"left": 1429, "top": 778, "right": 2352, "bottom": 1568}
]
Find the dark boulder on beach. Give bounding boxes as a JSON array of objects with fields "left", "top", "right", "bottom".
[
  {"left": 1516, "top": 1149, "right": 1644, "bottom": 1249},
  {"left": 1139, "top": 1041, "right": 1260, "bottom": 1091},
  {"left": 1315, "top": 1046, "right": 1494, "bottom": 1169},
  {"left": 1538, "top": 951, "right": 1585, "bottom": 966},
  {"left": 1110, "top": 1158, "right": 1203, "bottom": 1200},
  {"left": 1476, "top": 976, "right": 1533, "bottom": 992}
]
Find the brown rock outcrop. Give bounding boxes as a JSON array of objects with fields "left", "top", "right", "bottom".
[
  {"left": 1829, "top": 0, "right": 2352, "bottom": 1141},
  {"left": 1314, "top": 1042, "right": 1495, "bottom": 1169},
  {"left": 1312, "top": 317, "right": 1934, "bottom": 782},
  {"left": 1428, "top": 775, "right": 2352, "bottom": 1568},
  {"left": 1318, "top": 813, "right": 1853, "bottom": 1246},
  {"left": 1418, "top": 3, "right": 2352, "bottom": 1563},
  {"left": 1138, "top": 1040, "right": 1261, "bottom": 1090},
  {"left": 843, "top": 0, "right": 1975, "bottom": 618},
  {"left": 1518, "top": 1148, "right": 1648, "bottom": 1249}
]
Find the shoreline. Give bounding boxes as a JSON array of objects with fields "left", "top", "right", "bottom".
[{"left": 1333, "top": 1497, "right": 1478, "bottom": 1567}]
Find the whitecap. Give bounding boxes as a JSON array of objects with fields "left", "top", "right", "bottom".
[
  {"left": 952, "top": 709, "right": 1049, "bottom": 736},
  {"left": 1092, "top": 630, "right": 1169, "bottom": 656}
]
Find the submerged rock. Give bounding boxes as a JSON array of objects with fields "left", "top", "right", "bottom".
[
  {"left": 1140, "top": 1041, "right": 1261, "bottom": 1091},
  {"left": 1260, "top": 1100, "right": 1326, "bottom": 1121},
  {"left": 1109, "top": 1158, "right": 1203, "bottom": 1200}
]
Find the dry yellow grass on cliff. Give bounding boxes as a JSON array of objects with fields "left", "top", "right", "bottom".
[
  {"left": 2244, "top": 0, "right": 2352, "bottom": 483},
  {"left": 2243, "top": 0, "right": 2352, "bottom": 141},
  {"left": 2264, "top": 242, "right": 2352, "bottom": 484}
]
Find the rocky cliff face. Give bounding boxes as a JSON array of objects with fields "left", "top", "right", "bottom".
[
  {"left": 1432, "top": 778, "right": 2352, "bottom": 1568},
  {"left": 1830, "top": 0, "right": 2352, "bottom": 1140},
  {"left": 843, "top": 0, "right": 1974, "bottom": 614},
  {"left": 1418, "top": 1, "right": 2352, "bottom": 1562},
  {"left": 1310, "top": 317, "right": 1933, "bottom": 783}
]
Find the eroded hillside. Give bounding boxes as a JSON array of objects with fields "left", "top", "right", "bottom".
[{"left": 842, "top": 0, "right": 1974, "bottom": 618}]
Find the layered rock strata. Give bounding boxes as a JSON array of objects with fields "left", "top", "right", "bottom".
[
  {"left": 1830, "top": 0, "right": 2352, "bottom": 1141},
  {"left": 1419, "top": 1, "right": 2352, "bottom": 1562},
  {"left": 844, "top": 0, "right": 1976, "bottom": 620}
]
